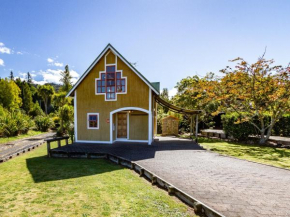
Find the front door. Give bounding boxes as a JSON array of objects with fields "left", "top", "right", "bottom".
[{"left": 117, "top": 113, "right": 128, "bottom": 139}]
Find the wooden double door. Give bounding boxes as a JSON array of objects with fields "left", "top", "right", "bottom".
[{"left": 117, "top": 113, "right": 128, "bottom": 139}]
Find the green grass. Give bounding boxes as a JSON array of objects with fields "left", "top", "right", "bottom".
[
  {"left": 0, "top": 142, "right": 196, "bottom": 217},
  {"left": 0, "top": 130, "right": 44, "bottom": 144},
  {"left": 199, "top": 137, "right": 290, "bottom": 169}
]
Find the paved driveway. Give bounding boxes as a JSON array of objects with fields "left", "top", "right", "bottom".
[{"left": 54, "top": 137, "right": 290, "bottom": 217}]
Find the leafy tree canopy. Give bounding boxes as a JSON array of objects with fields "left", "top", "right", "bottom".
[
  {"left": 199, "top": 56, "right": 290, "bottom": 144},
  {"left": 0, "top": 79, "right": 22, "bottom": 110},
  {"left": 37, "top": 84, "right": 55, "bottom": 114}
]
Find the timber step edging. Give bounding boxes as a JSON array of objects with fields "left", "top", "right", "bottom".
[
  {"left": 50, "top": 150, "right": 225, "bottom": 217},
  {"left": 0, "top": 141, "right": 45, "bottom": 164}
]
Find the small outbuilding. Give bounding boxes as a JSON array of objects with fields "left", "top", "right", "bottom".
[{"left": 161, "top": 116, "right": 179, "bottom": 136}]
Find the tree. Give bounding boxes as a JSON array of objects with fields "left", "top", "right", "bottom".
[
  {"left": 27, "top": 72, "right": 32, "bottom": 85},
  {"left": 60, "top": 65, "right": 72, "bottom": 92},
  {"left": 9, "top": 71, "right": 14, "bottom": 81},
  {"left": 37, "top": 84, "right": 55, "bottom": 114},
  {"left": 203, "top": 57, "right": 290, "bottom": 144},
  {"left": 22, "top": 82, "right": 33, "bottom": 113},
  {"left": 160, "top": 88, "right": 169, "bottom": 100},
  {"left": 160, "top": 88, "right": 170, "bottom": 113},
  {"left": 173, "top": 75, "right": 219, "bottom": 128},
  {"left": 0, "top": 79, "right": 22, "bottom": 110},
  {"left": 57, "top": 104, "right": 74, "bottom": 137}
]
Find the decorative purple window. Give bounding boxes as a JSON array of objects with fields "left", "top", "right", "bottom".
[{"left": 96, "top": 65, "right": 126, "bottom": 100}]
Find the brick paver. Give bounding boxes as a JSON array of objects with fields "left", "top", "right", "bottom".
[{"left": 52, "top": 137, "right": 290, "bottom": 217}]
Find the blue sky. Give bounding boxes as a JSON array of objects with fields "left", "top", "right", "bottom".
[{"left": 0, "top": 0, "right": 290, "bottom": 96}]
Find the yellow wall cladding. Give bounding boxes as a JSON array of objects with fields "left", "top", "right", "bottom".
[
  {"left": 106, "top": 51, "right": 116, "bottom": 64},
  {"left": 76, "top": 49, "right": 150, "bottom": 141}
]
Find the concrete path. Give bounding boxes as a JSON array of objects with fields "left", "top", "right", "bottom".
[
  {"left": 0, "top": 132, "right": 55, "bottom": 162},
  {"left": 53, "top": 137, "right": 290, "bottom": 217}
]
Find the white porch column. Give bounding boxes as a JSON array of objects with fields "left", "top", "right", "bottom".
[
  {"left": 110, "top": 112, "right": 113, "bottom": 144},
  {"left": 148, "top": 89, "right": 152, "bottom": 145}
]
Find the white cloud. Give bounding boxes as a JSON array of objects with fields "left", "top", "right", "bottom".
[
  {"left": 47, "top": 58, "right": 54, "bottom": 63},
  {"left": 0, "top": 59, "right": 4, "bottom": 66},
  {"left": 16, "top": 51, "right": 23, "bottom": 55},
  {"left": 0, "top": 42, "right": 12, "bottom": 54},
  {"left": 168, "top": 87, "right": 177, "bottom": 98},
  {"left": 70, "top": 70, "right": 79, "bottom": 78},
  {"left": 54, "top": 62, "right": 63, "bottom": 67},
  {"left": 35, "top": 68, "right": 79, "bottom": 85}
]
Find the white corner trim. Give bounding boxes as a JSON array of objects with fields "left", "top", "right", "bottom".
[
  {"left": 74, "top": 90, "right": 78, "bottom": 141},
  {"left": 87, "top": 113, "right": 100, "bottom": 129},
  {"left": 148, "top": 89, "right": 152, "bottom": 145},
  {"left": 127, "top": 112, "right": 129, "bottom": 139},
  {"left": 66, "top": 44, "right": 159, "bottom": 97}
]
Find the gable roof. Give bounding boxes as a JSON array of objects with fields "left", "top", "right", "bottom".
[{"left": 66, "top": 43, "right": 160, "bottom": 97}]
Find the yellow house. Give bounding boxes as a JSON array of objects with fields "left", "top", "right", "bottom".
[{"left": 67, "top": 44, "right": 159, "bottom": 145}]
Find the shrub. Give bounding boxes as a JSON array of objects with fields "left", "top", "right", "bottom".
[
  {"left": 52, "top": 116, "right": 60, "bottom": 125},
  {"left": 222, "top": 113, "right": 290, "bottom": 140},
  {"left": 0, "top": 107, "right": 34, "bottom": 137},
  {"left": 221, "top": 113, "right": 256, "bottom": 141},
  {"left": 272, "top": 114, "right": 290, "bottom": 137},
  {"left": 34, "top": 116, "right": 53, "bottom": 132},
  {"left": 57, "top": 104, "right": 74, "bottom": 136},
  {"left": 29, "top": 102, "right": 44, "bottom": 117}
]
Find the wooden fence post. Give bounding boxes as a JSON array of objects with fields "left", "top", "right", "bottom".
[
  {"left": 65, "top": 138, "right": 69, "bottom": 145},
  {"left": 47, "top": 141, "right": 51, "bottom": 157},
  {"left": 57, "top": 140, "right": 61, "bottom": 148}
]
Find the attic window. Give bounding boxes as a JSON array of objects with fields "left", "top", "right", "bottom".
[{"left": 96, "top": 65, "right": 126, "bottom": 100}]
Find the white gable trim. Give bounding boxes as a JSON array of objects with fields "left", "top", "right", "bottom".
[{"left": 66, "top": 44, "right": 159, "bottom": 97}]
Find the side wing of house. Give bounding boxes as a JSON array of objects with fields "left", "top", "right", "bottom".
[{"left": 71, "top": 45, "right": 158, "bottom": 144}]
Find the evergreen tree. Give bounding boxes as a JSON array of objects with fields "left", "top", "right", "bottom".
[
  {"left": 161, "top": 88, "right": 169, "bottom": 101},
  {"left": 60, "top": 65, "right": 72, "bottom": 93},
  {"left": 27, "top": 72, "right": 32, "bottom": 85},
  {"left": 10, "top": 71, "right": 14, "bottom": 80},
  {"left": 22, "top": 82, "right": 33, "bottom": 113},
  {"left": 160, "top": 88, "right": 169, "bottom": 113}
]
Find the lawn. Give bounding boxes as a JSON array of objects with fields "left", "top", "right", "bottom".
[
  {"left": 199, "top": 137, "right": 290, "bottom": 169},
  {"left": 0, "top": 130, "right": 44, "bottom": 144},
  {"left": 0, "top": 142, "right": 195, "bottom": 217}
]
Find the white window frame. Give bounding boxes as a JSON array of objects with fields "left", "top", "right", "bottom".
[
  {"left": 87, "top": 113, "right": 99, "bottom": 129},
  {"left": 95, "top": 50, "right": 127, "bottom": 101}
]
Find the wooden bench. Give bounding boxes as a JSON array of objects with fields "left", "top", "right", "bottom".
[{"left": 45, "top": 136, "right": 70, "bottom": 157}]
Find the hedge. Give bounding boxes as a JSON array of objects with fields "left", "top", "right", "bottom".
[{"left": 221, "top": 113, "right": 290, "bottom": 141}]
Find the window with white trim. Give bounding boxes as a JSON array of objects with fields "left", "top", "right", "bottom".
[
  {"left": 87, "top": 113, "right": 99, "bottom": 129},
  {"left": 96, "top": 65, "right": 126, "bottom": 100}
]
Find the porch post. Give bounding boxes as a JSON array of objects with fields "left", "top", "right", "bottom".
[
  {"left": 195, "top": 114, "right": 199, "bottom": 143},
  {"left": 148, "top": 89, "right": 152, "bottom": 145},
  {"left": 190, "top": 115, "right": 193, "bottom": 140}
]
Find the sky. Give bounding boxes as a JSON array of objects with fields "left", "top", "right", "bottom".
[{"left": 0, "top": 0, "right": 290, "bottom": 97}]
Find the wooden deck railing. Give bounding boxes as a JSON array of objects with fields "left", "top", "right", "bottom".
[{"left": 45, "top": 136, "right": 70, "bottom": 157}]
